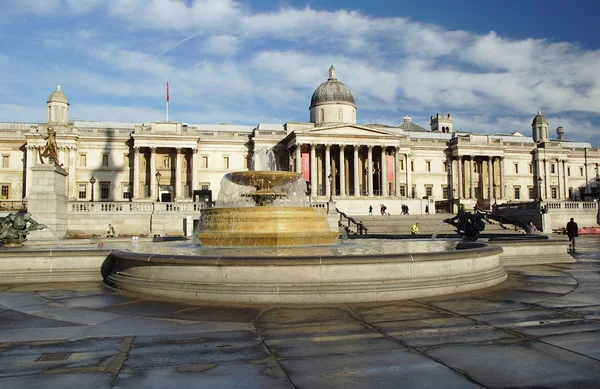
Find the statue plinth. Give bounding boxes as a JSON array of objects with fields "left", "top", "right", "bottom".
[{"left": 25, "top": 164, "right": 68, "bottom": 240}]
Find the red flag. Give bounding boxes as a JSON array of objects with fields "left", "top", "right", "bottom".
[{"left": 166, "top": 80, "right": 170, "bottom": 102}]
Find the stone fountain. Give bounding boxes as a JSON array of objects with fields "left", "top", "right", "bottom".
[{"left": 197, "top": 171, "right": 339, "bottom": 247}]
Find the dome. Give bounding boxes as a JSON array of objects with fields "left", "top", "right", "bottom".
[
  {"left": 531, "top": 110, "right": 547, "bottom": 126},
  {"left": 309, "top": 66, "right": 355, "bottom": 109},
  {"left": 47, "top": 85, "right": 69, "bottom": 104}
]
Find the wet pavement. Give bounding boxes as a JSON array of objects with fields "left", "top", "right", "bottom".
[{"left": 1, "top": 236, "right": 599, "bottom": 388}]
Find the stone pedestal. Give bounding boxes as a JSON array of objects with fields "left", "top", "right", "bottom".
[
  {"left": 327, "top": 200, "right": 339, "bottom": 233},
  {"left": 25, "top": 165, "right": 68, "bottom": 240}
]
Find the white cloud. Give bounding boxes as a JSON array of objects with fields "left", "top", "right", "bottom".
[{"left": 202, "top": 35, "right": 241, "bottom": 56}]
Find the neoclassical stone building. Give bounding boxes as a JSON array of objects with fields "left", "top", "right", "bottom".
[{"left": 0, "top": 66, "right": 599, "bottom": 215}]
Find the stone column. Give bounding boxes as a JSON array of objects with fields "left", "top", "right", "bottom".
[
  {"left": 367, "top": 145, "right": 374, "bottom": 197},
  {"left": 67, "top": 147, "right": 76, "bottom": 200},
  {"left": 353, "top": 145, "right": 360, "bottom": 197},
  {"left": 191, "top": 148, "right": 198, "bottom": 195},
  {"left": 325, "top": 144, "right": 331, "bottom": 199},
  {"left": 555, "top": 158, "right": 561, "bottom": 200},
  {"left": 133, "top": 146, "right": 140, "bottom": 199},
  {"left": 469, "top": 156, "right": 475, "bottom": 199},
  {"left": 25, "top": 146, "right": 34, "bottom": 197},
  {"left": 457, "top": 157, "right": 463, "bottom": 200},
  {"left": 406, "top": 153, "right": 412, "bottom": 198},
  {"left": 544, "top": 159, "right": 550, "bottom": 199},
  {"left": 175, "top": 148, "right": 183, "bottom": 200},
  {"left": 394, "top": 147, "right": 401, "bottom": 197},
  {"left": 381, "top": 147, "right": 388, "bottom": 197},
  {"left": 487, "top": 157, "right": 493, "bottom": 200},
  {"left": 295, "top": 144, "right": 302, "bottom": 173},
  {"left": 150, "top": 147, "right": 157, "bottom": 199},
  {"left": 310, "top": 143, "right": 317, "bottom": 197},
  {"left": 339, "top": 145, "right": 346, "bottom": 197},
  {"left": 563, "top": 159, "right": 569, "bottom": 199},
  {"left": 499, "top": 157, "right": 505, "bottom": 199}
]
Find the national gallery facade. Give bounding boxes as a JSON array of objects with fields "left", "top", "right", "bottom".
[{"left": 0, "top": 66, "right": 599, "bottom": 212}]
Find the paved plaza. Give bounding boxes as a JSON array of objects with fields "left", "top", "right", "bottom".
[{"left": 1, "top": 236, "right": 599, "bottom": 388}]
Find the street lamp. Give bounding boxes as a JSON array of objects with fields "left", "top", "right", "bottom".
[
  {"left": 89, "top": 176, "right": 96, "bottom": 202},
  {"left": 328, "top": 173, "right": 333, "bottom": 202},
  {"left": 306, "top": 181, "right": 312, "bottom": 203},
  {"left": 155, "top": 171, "right": 161, "bottom": 202},
  {"left": 537, "top": 177, "right": 543, "bottom": 201}
]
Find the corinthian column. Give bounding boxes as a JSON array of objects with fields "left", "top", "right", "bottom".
[
  {"left": 310, "top": 143, "right": 317, "bottom": 197},
  {"left": 381, "top": 146, "right": 387, "bottom": 197},
  {"left": 175, "top": 148, "right": 183, "bottom": 200},
  {"left": 325, "top": 144, "right": 331, "bottom": 199},
  {"left": 367, "top": 145, "right": 373, "bottom": 197},
  {"left": 353, "top": 145, "right": 360, "bottom": 197},
  {"left": 339, "top": 145, "right": 346, "bottom": 196}
]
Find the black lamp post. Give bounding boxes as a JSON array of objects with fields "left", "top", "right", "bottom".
[
  {"left": 537, "top": 177, "right": 543, "bottom": 201},
  {"left": 155, "top": 171, "right": 161, "bottom": 202},
  {"left": 89, "top": 176, "right": 96, "bottom": 202},
  {"left": 306, "top": 181, "right": 312, "bottom": 203},
  {"left": 328, "top": 173, "right": 333, "bottom": 202}
]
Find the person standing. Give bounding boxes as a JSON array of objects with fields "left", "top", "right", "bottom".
[
  {"left": 368, "top": 205, "right": 373, "bottom": 216},
  {"left": 107, "top": 224, "right": 116, "bottom": 238},
  {"left": 566, "top": 218, "right": 578, "bottom": 251},
  {"left": 425, "top": 204, "right": 429, "bottom": 215}
]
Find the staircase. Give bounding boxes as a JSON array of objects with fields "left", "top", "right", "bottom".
[{"left": 339, "top": 213, "right": 516, "bottom": 236}]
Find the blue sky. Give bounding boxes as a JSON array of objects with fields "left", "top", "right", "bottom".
[{"left": 1, "top": 0, "right": 599, "bottom": 146}]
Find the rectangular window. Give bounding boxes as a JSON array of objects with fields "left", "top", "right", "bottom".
[
  {"left": 551, "top": 187, "right": 558, "bottom": 199},
  {"left": 443, "top": 162, "right": 447, "bottom": 172},
  {"left": 514, "top": 186, "right": 521, "bottom": 200},
  {"left": 78, "top": 183, "right": 87, "bottom": 200},
  {"left": 442, "top": 185, "right": 448, "bottom": 199},
  {"left": 102, "top": 154, "right": 109, "bottom": 167},
  {"left": 529, "top": 164, "right": 533, "bottom": 174},
  {"left": 1, "top": 184, "right": 8, "bottom": 199},
  {"left": 568, "top": 187, "right": 573, "bottom": 199},
  {"left": 426, "top": 161, "right": 431, "bottom": 172},
  {"left": 528, "top": 186, "right": 535, "bottom": 199},
  {"left": 425, "top": 185, "right": 433, "bottom": 197},
  {"left": 399, "top": 185, "right": 406, "bottom": 197},
  {"left": 580, "top": 167, "right": 584, "bottom": 176},
  {"left": 411, "top": 185, "right": 416, "bottom": 198},
  {"left": 79, "top": 154, "right": 87, "bottom": 167},
  {"left": 567, "top": 167, "right": 571, "bottom": 176},
  {"left": 223, "top": 156, "right": 229, "bottom": 169},
  {"left": 201, "top": 156, "right": 208, "bottom": 169},
  {"left": 124, "top": 154, "right": 129, "bottom": 168},
  {"left": 122, "top": 183, "right": 130, "bottom": 199},
  {"left": 514, "top": 163, "right": 519, "bottom": 174},
  {"left": 100, "top": 182, "right": 110, "bottom": 200},
  {"left": 399, "top": 160, "right": 404, "bottom": 171},
  {"left": 200, "top": 183, "right": 210, "bottom": 191},
  {"left": 410, "top": 161, "right": 414, "bottom": 172},
  {"left": 551, "top": 164, "right": 556, "bottom": 174},
  {"left": 2, "top": 155, "right": 8, "bottom": 168}
]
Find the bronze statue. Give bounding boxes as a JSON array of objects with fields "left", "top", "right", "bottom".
[
  {"left": 0, "top": 212, "right": 46, "bottom": 246},
  {"left": 39, "top": 126, "right": 60, "bottom": 165}
]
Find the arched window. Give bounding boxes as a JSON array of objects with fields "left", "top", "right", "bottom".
[{"left": 319, "top": 108, "right": 324, "bottom": 123}]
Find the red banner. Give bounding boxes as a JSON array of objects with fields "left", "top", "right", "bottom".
[
  {"left": 386, "top": 154, "right": 395, "bottom": 182},
  {"left": 301, "top": 153, "right": 310, "bottom": 182}
]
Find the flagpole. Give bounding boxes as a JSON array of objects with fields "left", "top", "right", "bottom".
[{"left": 166, "top": 80, "right": 169, "bottom": 122}]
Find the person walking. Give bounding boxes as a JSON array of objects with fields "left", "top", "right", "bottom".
[
  {"left": 368, "top": 205, "right": 373, "bottom": 216},
  {"left": 411, "top": 222, "right": 419, "bottom": 235},
  {"left": 566, "top": 218, "right": 578, "bottom": 251},
  {"left": 106, "top": 224, "right": 116, "bottom": 238},
  {"left": 425, "top": 204, "right": 429, "bottom": 215}
]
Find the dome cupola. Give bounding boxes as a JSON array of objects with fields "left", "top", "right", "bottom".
[
  {"left": 46, "top": 85, "right": 70, "bottom": 125},
  {"left": 531, "top": 110, "right": 549, "bottom": 143},
  {"left": 309, "top": 66, "right": 356, "bottom": 125}
]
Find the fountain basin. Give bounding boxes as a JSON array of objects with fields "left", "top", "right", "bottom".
[
  {"left": 104, "top": 242, "right": 507, "bottom": 304},
  {"left": 197, "top": 207, "right": 339, "bottom": 247}
]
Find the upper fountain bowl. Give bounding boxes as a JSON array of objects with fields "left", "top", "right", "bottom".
[{"left": 226, "top": 171, "right": 303, "bottom": 190}]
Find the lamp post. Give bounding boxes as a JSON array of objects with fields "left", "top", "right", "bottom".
[
  {"left": 89, "top": 176, "right": 96, "bottom": 202},
  {"left": 306, "top": 181, "right": 312, "bottom": 203},
  {"left": 537, "top": 177, "right": 543, "bottom": 201},
  {"left": 328, "top": 173, "right": 333, "bottom": 202},
  {"left": 155, "top": 171, "right": 161, "bottom": 202}
]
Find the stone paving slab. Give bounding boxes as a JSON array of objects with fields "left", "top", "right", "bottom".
[{"left": 0, "top": 235, "right": 598, "bottom": 388}]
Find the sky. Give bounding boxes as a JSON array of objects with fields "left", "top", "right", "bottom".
[{"left": 1, "top": 0, "right": 599, "bottom": 146}]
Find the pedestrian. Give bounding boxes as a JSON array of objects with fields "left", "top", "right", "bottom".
[
  {"left": 368, "top": 205, "right": 373, "bottom": 216},
  {"left": 425, "top": 204, "right": 429, "bottom": 215},
  {"left": 106, "top": 223, "right": 116, "bottom": 238},
  {"left": 411, "top": 222, "right": 419, "bottom": 235},
  {"left": 405, "top": 205, "right": 409, "bottom": 215},
  {"left": 525, "top": 221, "right": 537, "bottom": 234},
  {"left": 566, "top": 218, "right": 578, "bottom": 251}
]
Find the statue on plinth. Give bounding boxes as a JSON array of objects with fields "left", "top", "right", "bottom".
[
  {"left": 446, "top": 208, "right": 486, "bottom": 241},
  {"left": 39, "top": 126, "right": 60, "bottom": 166},
  {"left": 0, "top": 212, "right": 46, "bottom": 246}
]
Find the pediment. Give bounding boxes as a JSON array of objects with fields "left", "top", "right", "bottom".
[{"left": 302, "top": 124, "right": 398, "bottom": 137}]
